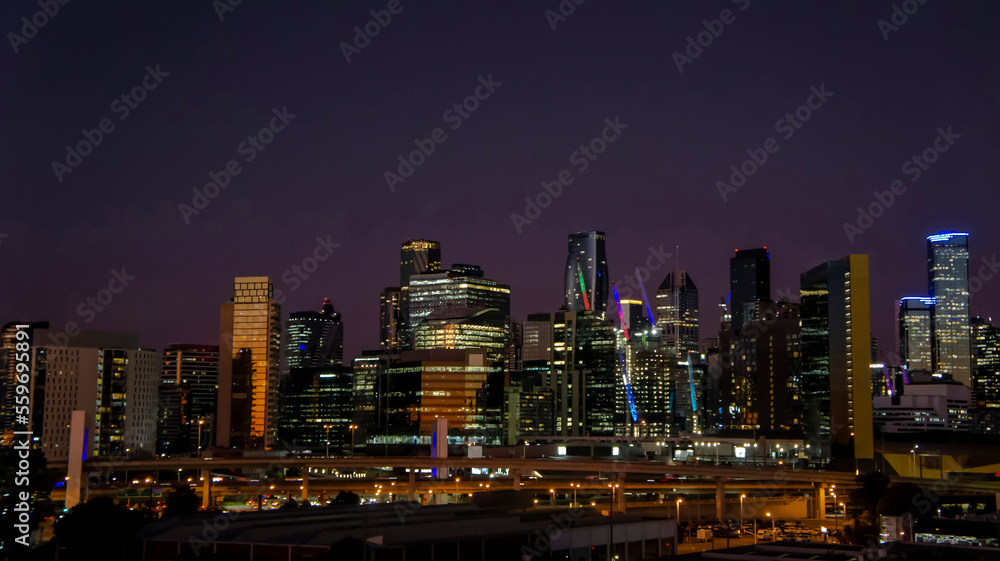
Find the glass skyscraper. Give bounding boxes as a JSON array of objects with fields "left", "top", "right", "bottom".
[
  {"left": 157, "top": 344, "right": 219, "bottom": 455},
  {"left": 285, "top": 298, "right": 344, "bottom": 369},
  {"left": 927, "top": 231, "right": 972, "bottom": 386},
  {"left": 563, "top": 231, "right": 609, "bottom": 315},
  {"left": 729, "top": 248, "right": 770, "bottom": 331},
  {"left": 400, "top": 238, "right": 441, "bottom": 286},
  {"left": 655, "top": 270, "right": 699, "bottom": 357},
  {"left": 898, "top": 297, "right": 935, "bottom": 372},
  {"left": 972, "top": 316, "right": 1000, "bottom": 433},
  {"left": 800, "top": 255, "right": 873, "bottom": 460},
  {"left": 407, "top": 265, "right": 510, "bottom": 341},
  {"left": 217, "top": 276, "right": 281, "bottom": 450}
]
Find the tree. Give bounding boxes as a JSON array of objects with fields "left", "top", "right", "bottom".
[
  {"left": 332, "top": 491, "right": 361, "bottom": 506},
  {"left": 53, "top": 496, "right": 156, "bottom": 560},
  {"left": 162, "top": 486, "right": 201, "bottom": 519}
]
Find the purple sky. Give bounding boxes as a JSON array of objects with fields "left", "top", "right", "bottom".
[{"left": 2, "top": 1, "right": 999, "bottom": 362}]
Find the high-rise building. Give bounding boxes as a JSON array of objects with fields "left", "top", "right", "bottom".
[
  {"left": 285, "top": 298, "right": 344, "bottom": 369},
  {"left": 898, "top": 297, "right": 935, "bottom": 372},
  {"left": 413, "top": 307, "right": 507, "bottom": 366},
  {"left": 972, "top": 316, "right": 1000, "bottom": 433},
  {"left": 0, "top": 321, "right": 47, "bottom": 441},
  {"left": 31, "top": 330, "right": 158, "bottom": 461},
  {"left": 625, "top": 333, "right": 671, "bottom": 437},
  {"left": 400, "top": 239, "right": 441, "bottom": 286},
  {"left": 503, "top": 371, "right": 556, "bottom": 445},
  {"left": 729, "top": 248, "right": 770, "bottom": 331},
  {"left": 157, "top": 344, "right": 219, "bottom": 455},
  {"left": 217, "top": 276, "right": 281, "bottom": 450},
  {"left": 278, "top": 366, "right": 354, "bottom": 450},
  {"left": 564, "top": 231, "right": 609, "bottom": 314},
  {"left": 800, "top": 255, "right": 874, "bottom": 460},
  {"left": 379, "top": 287, "right": 403, "bottom": 351},
  {"left": 927, "top": 231, "right": 972, "bottom": 386},
  {"left": 656, "top": 270, "right": 699, "bottom": 357},
  {"left": 522, "top": 311, "right": 617, "bottom": 436},
  {"left": 407, "top": 265, "right": 510, "bottom": 345}
]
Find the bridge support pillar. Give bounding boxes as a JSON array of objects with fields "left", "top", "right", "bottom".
[
  {"left": 512, "top": 469, "right": 521, "bottom": 490},
  {"left": 816, "top": 483, "right": 826, "bottom": 519},
  {"left": 201, "top": 469, "right": 212, "bottom": 509},
  {"left": 301, "top": 468, "right": 309, "bottom": 503},
  {"left": 617, "top": 472, "right": 627, "bottom": 514},
  {"left": 715, "top": 477, "right": 725, "bottom": 520},
  {"left": 408, "top": 469, "right": 416, "bottom": 502}
]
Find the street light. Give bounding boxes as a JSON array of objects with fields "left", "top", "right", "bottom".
[
  {"left": 767, "top": 512, "right": 774, "bottom": 536},
  {"left": 349, "top": 424, "right": 357, "bottom": 450},
  {"left": 323, "top": 424, "right": 333, "bottom": 458},
  {"left": 676, "top": 498, "right": 683, "bottom": 520},
  {"left": 740, "top": 494, "right": 746, "bottom": 530},
  {"left": 197, "top": 419, "right": 205, "bottom": 453}
]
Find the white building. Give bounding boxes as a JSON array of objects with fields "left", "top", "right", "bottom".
[
  {"left": 873, "top": 380, "right": 972, "bottom": 433},
  {"left": 34, "top": 330, "right": 158, "bottom": 461}
]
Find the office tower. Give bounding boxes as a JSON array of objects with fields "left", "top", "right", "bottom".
[
  {"left": 286, "top": 298, "right": 344, "bottom": 369},
  {"left": 407, "top": 265, "right": 510, "bottom": 345},
  {"left": 31, "top": 329, "right": 157, "bottom": 461},
  {"left": 379, "top": 287, "right": 403, "bottom": 351},
  {"left": 927, "top": 231, "right": 972, "bottom": 386},
  {"left": 157, "top": 344, "right": 219, "bottom": 455},
  {"left": 352, "top": 352, "right": 391, "bottom": 447},
  {"left": 217, "top": 276, "right": 281, "bottom": 450},
  {"left": 624, "top": 332, "right": 670, "bottom": 437},
  {"left": 898, "top": 297, "right": 935, "bottom": 372},
  {"left": 671, "top": 351, "right": 707, "bottom": 434},
  {"left": 720, "top": 301, "right": 802, "bottom": 436},
  {"left": 400, "top": 239, "right": 441, "bottom": 286},
  {"left": 522, "top": 311, "right": 617, "bottom": 436},
  {"left": 0, "top": 321, "right": 47, "bottom": 440},
  {"left": 619, "top": 299, "right": 652, "bottom": 335},
  {"left": 800, "top": 255, "right": 874, "bottom": 460},
  {"left": 563, "top": 231, "right": 609, "bottom": 314},
  {"left": 278, "top": 366, "right": 354, "bottom": 450},
  {"left": 972, "top": 316, "right": 1000, "bottom": 433},
  {"left": 729, "top": 248, "right": 770, "bottom": 331},
  {"left": 380, "top": 349, "right": 499, "bottom": 440},
  {"left": 413, "top": 307, "right": 507, "bottom": 366},
  {"left": 656, "top": 270, "right": 700, "bottom": 357}
]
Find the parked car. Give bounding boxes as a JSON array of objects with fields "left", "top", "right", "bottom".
[{"left": 757, "top": 529, "right": 774, "bottom": 541}]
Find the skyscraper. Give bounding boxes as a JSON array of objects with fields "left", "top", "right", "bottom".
[
  {"left": 407, "top": 265, "right": 510, "bottom": 345},
  {"left": 564, "top": 231, "right": 609, "bottom": 314},
  {"left": 972, "top": 316, "right": 1000, "bottom": 433},
  {"left": 413, "top": 307, "right": 508, "bottom": 366},
  {"left": 800, "top": 255, "right": 874, "bottom": 460},
  {"left": 729, "top": 248, "right": 770, "bottom": 331},
  {"left": 927, "top": 231, "right": 972, "bottom": 386},
  {"left": 400, "top": 239, "right": 441, "bottom": 286},
  {"left": 285, "top": 298, "right": 344, "bottom": 369},
  {"left": 217, "top": 276, "right": 281, "bottom": 450},
  {"left": 897, "top": 297, "right": 935, "bottom": 372},
  {"left": 0, "top": 321, "right": 47, "bottom": 440},
  {"left": 656, "top": 270, "right": 699, "bottom": 357},
  {"left": 379, "top": 287, "right": 403, "bottom": 351},
  {"left": 157, "top": 344, "right": 219, "bottom": 455}
]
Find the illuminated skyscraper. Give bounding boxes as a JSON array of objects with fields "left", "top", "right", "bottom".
[
  {"left": 972, "top": 316, "right": 1000, "bottom": 433},
  {"left": 564, "top": 231, "right": 609, "bottom": 314},
  {"left": 400, "top": 239, "right": 441, "bottom": 286},
  {"left": 407, "top": 265, "right": 510, "bottom": 344},
  {"left": 927, "top": 231, "right": 972, "bottom": 386},
  {"left": 729, "top": 248, "right": 770, "bottom": 331},
  {"left": 413, "top": 307, "right": 507, "bottom": 366},
  {"left": 656, "top": 270, "right": 699, "bottom": 357},
  {"left": 897, "top": 297, "right": 935, "bottom": 372},
  {"left": 285, "top": 298, "right": 343, "bottom": 369},
  {"left": 379, "top": 287, "right": 403, "bottom": 351},
  {"left": 0, "top": 321, "right": 47, "bottom": 439},
  {"left": 800, "top": 255, "right": 874, "bottom": 460},
  {"left": 217, "top": 276, "right": 281, "bottom": 450},
  {"left": 157, "top": 344, "right": 219, "bottom": 455}
]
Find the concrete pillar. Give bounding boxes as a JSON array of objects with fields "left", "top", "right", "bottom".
[
  {"left": 816, "top": 484, "right": 826, "bottom": 519},
  {"left": 408, "top": 469, "right": 416, "bottom": 502},
  {"left": 301, "top": 467, "right": 309, "bottom": 503},
  {"left": 617, "top": 472, "right": 627, "bottom": 514},
  {"left": 64, "top": 411, "right": 87, "bottom": 509},
  {"left": 715, "top": 477, "right": 725, "bottom": 520},
  {"left": 201, "top": 469, "right": 212, "bottom": 509},
  {"left": 512, "top": 469, "right": 522, "bottom": 490}
]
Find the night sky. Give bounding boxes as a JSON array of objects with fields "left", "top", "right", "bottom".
[{"left": 3, "top": 1, "right": 999, "bottom": 361}]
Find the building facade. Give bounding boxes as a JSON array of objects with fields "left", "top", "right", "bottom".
[
  {"left": 656, "top": 270, "right": 699, "bottom": 358},
  {"left": 898, "top": 297, "right": 935, "bottom": 373},
  {"left": 927, "top": 231, "right": 972, "bottom": 386},
  {"left": 729, "top": 248, "right": 770, "bottom": 332},
  {"left": 563, "top": 231, "right": 609, "bottom": 314},
  {"left": 157, "top": 344, "right": 219, "bottom": 455}
]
